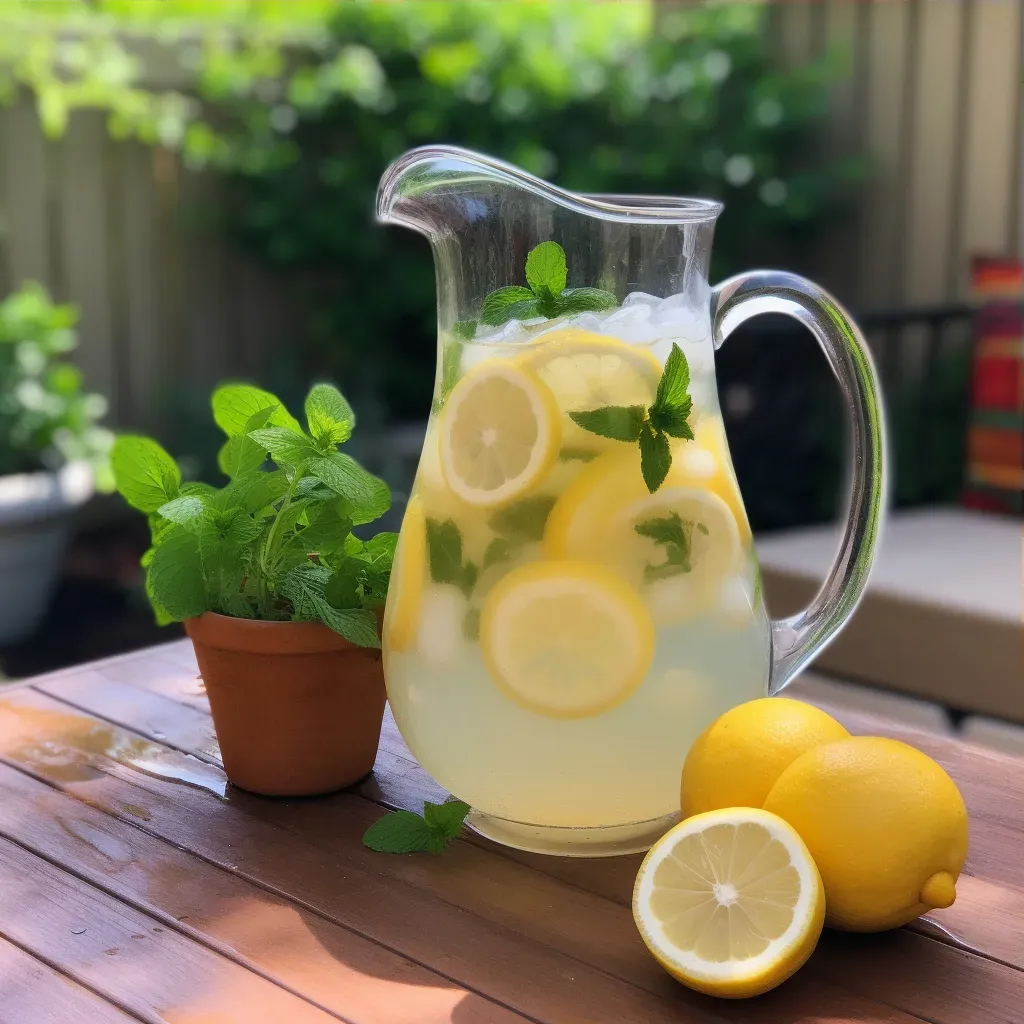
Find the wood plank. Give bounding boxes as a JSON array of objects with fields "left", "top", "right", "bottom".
[
  {"left": 0, "top": 686, "right": 923, "bottom": 1024},
  {"left": 0, "top": 833, "right": 340, "bottom": 1024},
  {"left": 0, "top": 935, "right": 141, "bottom": 1024},
  {"left": 71, "top": 641, "right": 1024, "bottom": 976},
  {"left": 0, "top": 761, "right": 527, "bottom": 1024}
]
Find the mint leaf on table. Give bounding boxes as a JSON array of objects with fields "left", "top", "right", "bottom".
[
  {"left": 362, "top": 811, "right": 437, "bottom": 854},
  {"left": 305, "top": 383, "right": 355, "bottom": 447},
  {"left": 363, "top": 800, "right": 472, "bottom": 854},
  {"left": 639, "top": 423, "right": 672, "bottom": 494},
  {"left": 111, "top": 435, "right": 181, "bottom": 513},
  {"left": 568, "top": 406, "right": 646, "bottom": 443},
  {"left": 525, "top": 240, "right": 567, "bottom": 297},
  {"left": 489, "top": 495, "right": 556, "bottom": 542},
  {"left": 566, "top": 343, "right": 694, "bottom": 493},
  {"left": 480, "top": 286, "right": 535, "bottom": 327}
]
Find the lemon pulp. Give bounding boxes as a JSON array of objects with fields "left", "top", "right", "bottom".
[{"left": 633, "top": 807, "right": 825, "bottom": 998}]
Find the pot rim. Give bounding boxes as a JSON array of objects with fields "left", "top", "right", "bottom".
[{"left": 185, "top": 611, "right": 379, "bottom": 655}]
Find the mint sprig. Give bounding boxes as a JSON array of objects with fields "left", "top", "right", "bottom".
[
  {"left": 568, "top": 342, "right": 694, "bottom": 493},
  {"left": 635, "top": 512, "right": 708, "bottom": 581},
  {"left": 111, "top": 381, "right": 395, "bottom": 647},
  {"left": 469, "top": 241, "right": 616, "bottom": 330},
  {"left": 363, "top": 799, "right": 471, "bottom": 854}
]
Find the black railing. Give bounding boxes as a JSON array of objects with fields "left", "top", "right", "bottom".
[{"left": 718, "top": 304, "right": 976, "bottom": 533}]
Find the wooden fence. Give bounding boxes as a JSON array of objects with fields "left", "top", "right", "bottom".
[{"left": 0, "top": 0, "right": 1021, "bottom": 436}]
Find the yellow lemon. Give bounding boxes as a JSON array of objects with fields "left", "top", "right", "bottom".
[
  {"left": 633, "top": 807, "right": 825, "bottom": 999},
  {"left": 763, "top": 736, "right": 969, "bottom": 932},
  {"left": 681, "top": 698, "right": 850, "bottom": 818},
  {"left": 440, "top": 360, "right": 560, "bottom": 508},
  {"left": 479, "top": 561, "right": 654, "bottom": 719},
  {"left": 384, "top": 496, "right": 427, "bottom": 653},
  {"left": 518, "top": 329, "right": 662, "bottom": 454}
]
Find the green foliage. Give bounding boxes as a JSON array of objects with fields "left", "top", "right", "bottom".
[
  {"left": 111, "top": 380, "right": 393, "bottom": 647},
  {"left": 362, "top": 798, "right": 471, "bottom": 854},
  {"left": 0, "top": 1, "right": 858, "bottom": 420},
  {"left": 0, "top": 282, "right": 113, "bottom": 485},
  {"left": 570, "top": 342, "right": 694, "bottom": 493}
]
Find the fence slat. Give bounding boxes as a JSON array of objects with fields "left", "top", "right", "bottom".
[
  {"left": 2, "top": 96, "right": 50, "bottom": 288},
  {"left": 60, "top": 113, "right": 116, "bottom": 417}
]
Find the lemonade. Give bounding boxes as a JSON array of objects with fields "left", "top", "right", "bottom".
[{"left": 384, "top": 295, "right": 770, "bottom": 853}]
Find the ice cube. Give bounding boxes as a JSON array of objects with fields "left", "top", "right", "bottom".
[
  {"left": 622, "top": 291, "right": 661, "bottom": 308},
  {"left": 650, "top": 292, "right": 692, "bottom": 325},
  {"left": 604, "top": 303, "right": 652, "bottom": 325},
  {"left": 561, "top": 312, "right": 603, "bottom": 333},
  {"left": 415, "top": 585, "right": 470, "bottom": 667},
  {"left": 608, "top": 320, "right": 660, "bottom": 345}
]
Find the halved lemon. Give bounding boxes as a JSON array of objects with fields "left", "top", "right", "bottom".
[
  {"left": 383, "top": 496, "right": 427, "bottom": 653},
  {"left": 633, "top": 807, "right": 825, "bottom": 999},
  {"left": 440, "top": 361, "right": 560, "bottom": 508},
  {"left": 480, "top": 561, "right": 654, "bottom": 719},
  {"left": 518, "top": 329, "right": 662, "bottom": 453}
]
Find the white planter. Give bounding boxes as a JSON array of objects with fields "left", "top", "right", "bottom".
[{"left": 0, "top": 462, "right": 93, "bottom": 646}]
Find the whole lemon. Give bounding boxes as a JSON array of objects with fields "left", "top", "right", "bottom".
[
  {"left": 680, "top": 697, "right": 850, "bottom": 818},
  {"left": 763, "top": 736, "right": 968, "bottom": 932}
]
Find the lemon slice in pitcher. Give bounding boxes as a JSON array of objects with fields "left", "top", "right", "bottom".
[
  {"left": 480, "top": 561, "right": 654, "bottom": 719},
  {"left": 518, "top": 329, "right": 662, "bottom": 452},
  {"left": 633, "top": 808, "right": 825, "bottom": 999},
  {"left": 384, "top": 496, "right": 427, "bottom": 653},
  {"left": 440, "top": 361, "right": 560, "bottom": 507}
]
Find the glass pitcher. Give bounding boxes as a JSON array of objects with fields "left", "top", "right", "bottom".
[{"left": 376, "top": 146, "right": 886, "bottom": 857}]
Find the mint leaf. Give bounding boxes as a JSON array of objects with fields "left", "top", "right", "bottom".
[
  {"left": 639, "top": 425, "right": 672, "bottom": 493},
  {"left": 305, "top": 383, "right": 354, "bottom": 447},
  {"left": 569, "top": 406, "right": 647, "bottom": 443},
  {"left": 157, "top": 495, "right": 206, "bottom": 532},
  {"left": 554, "top": 287, "right": 617, "bottom": 316},
  {"left": 482, "top": 536, "right": 518, "bottom": 569},
  {"left": 654, "top": 343, "right": 691, "bottom": 412},
  {"left": 559, "top": 447, "right": 600, "bottom": 462},
  {"left": 425, "top": 518, "right": 463, "bottom": 585},
  {"left": 480, "top": 286, "right": 535, "bottom": 326},
  {"left": 525, "top": 241, "right": 567, "bottom": 297},
  {"left": 635, "top": 511, "right": 693, "bottom": 580},
  {"left": 147, "top": 527, "right": 207, "bottom": 620},
  {"left": 309, "top": 453, "right": 391, "bottom": 525},
  {"left": 112, "top": 436, "right": 181, "bottom": 513},
  {"left": 650, "top": 398, "right": 693, "bottom": 440},
  {"left": 490, "top": 495, "right": 555, "bottom": 542},
  {"left": 212, "top": 384, "right": 302, "bottom": 437},
  {"left": 433, "top": 340, "right": 462, "bottom": 412},
  {"left": 423, "top": 799, "right": 471, "bottom": 840},
  {"left": 364, "top": 531, "right": 398, "bottom": 562},
  {"left": 362, "top": 811, "right": 436, "bottom": 854},
  {"left": 217, "top": 407, "right": 277, "bottom": 478},
  {"left": 249, "top": 427, "right": 318, "bottom": 467},
  {"left": 219, "top": 469, "right": 288, "bottom": 515},
  {"left": 451, "top": 320, "right": 477, "bottom": 340},
  {"left": 278, "top": 562, "right": 380, "bottom": 648},
  {"left": 321, "top": 605, "right": 381, "bottom": 648}
]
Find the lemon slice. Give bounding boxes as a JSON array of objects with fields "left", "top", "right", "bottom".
[
  {"left": 633, "top": 808, "right": 825, "bottom": 999},
  {"left": 480, "top": 561, "right": 654, "bottom": 719},
  {"left": 383, "top": 496, "right": 427, "bottom": 653},
  {"left": 518, "top": 329, "right": 662, "bottom": 453},
  {"left": 440, "top": 361, "right": 560, "bottom": 508}
]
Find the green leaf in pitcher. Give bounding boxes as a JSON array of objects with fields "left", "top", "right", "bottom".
[
  {"left": 567, "top": 343, "right": 695, "bottom": 493},
  {"left": 635, "top": 511, "right": 708, "bottom": 582}
]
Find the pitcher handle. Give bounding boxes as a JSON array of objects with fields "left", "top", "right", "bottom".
[{"left": 710, "top": 271, "right": 888, "bottom": 692}]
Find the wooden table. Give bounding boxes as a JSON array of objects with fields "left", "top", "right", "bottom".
[{"left": 0, "top": 641, "right": 1021, "bottom": 1023}]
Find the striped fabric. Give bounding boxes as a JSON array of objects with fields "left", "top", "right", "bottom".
[{"left": 962, "top": 258, "right": 1023, "bottom": 514}]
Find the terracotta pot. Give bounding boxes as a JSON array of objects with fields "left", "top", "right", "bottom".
[{"left": 185, "top": 612, "right": 385, "bottom": 797}]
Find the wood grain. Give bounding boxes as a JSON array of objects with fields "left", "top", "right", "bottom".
[
  {"left": 0, "top": 935, "right": 140, "bottom": 1024},
  {"left": 0, "top": 761, "right": 526, "bottom": 1024},
  {"left": 0, "top": 833, "right": 339, "bottom": 1023}
]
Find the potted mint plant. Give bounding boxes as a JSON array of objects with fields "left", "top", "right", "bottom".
[
  {"left": 112, "top": 381, "right": 395, "bottom": 797},
  {"left": 0, "top": 283, "right": 113, "bottom": 646}
]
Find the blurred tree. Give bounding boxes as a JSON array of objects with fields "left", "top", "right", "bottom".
[{"left": 0, "top": 1, "right": 860, "bottom": 422}]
